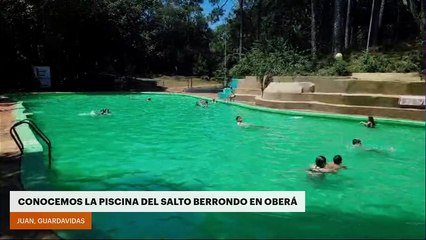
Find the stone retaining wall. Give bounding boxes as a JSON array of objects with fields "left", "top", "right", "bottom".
[{"left": 255, "top": 97, "right": 425, "bottom": 121}]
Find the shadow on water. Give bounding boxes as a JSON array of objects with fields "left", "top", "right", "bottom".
[
  {"left": 196, "top": 208, "right": 425, "bottom": 239},
  {"left": 21, "top": 151, "right": 425, "bottom": 239},
  {"left": 54, "top": 206, "right": 425, "bottom": 239}
]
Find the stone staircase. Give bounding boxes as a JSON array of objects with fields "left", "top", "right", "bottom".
[{"left": 234, "top": 74, "right": 425, "bottom": 121}]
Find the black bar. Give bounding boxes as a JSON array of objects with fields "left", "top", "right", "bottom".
[{"left": 9, "top": 119, "right": 52, "bottom": 166}]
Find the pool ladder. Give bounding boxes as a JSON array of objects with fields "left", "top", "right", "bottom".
[{"left": 9, "top": 119, "right": 52, "bottom": 167}]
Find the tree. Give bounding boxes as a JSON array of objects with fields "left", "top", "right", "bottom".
[
  {"left": 344, "top": 0, "right": 351, "bottom": 49},
  {"left": 311, "top": 0, "right": 317, "bottom": 60},
  {"left": 378, "top": 0, "right": 385, "bottom": 28},
  {"left": 332, "top": 0, "right": 345, "bottom": 55},
  {"left": 402, "top": 0, "right": 424, "bottom": 36},
  {"left": 238, "top": 0, "right": 244, "bottom": 60}
]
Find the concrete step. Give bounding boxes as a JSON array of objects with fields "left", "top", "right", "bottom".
[
  {"left": 261, "top": 92, "right": 425, "bottom": 109},
  {"left": 272, "top": 76, "right": 424, "bottom": 95},
  {"left": 235, "top": 94, "right": 258, "bottom": 102},
  {"left": 235, "top": 88, "right": 262, "bottom": 95},
  {"left": 255, "top": 97, "right": 425, "bottom": 121},
  {"left": 351, "top": 72, "right": 422, "bottom": 82}
]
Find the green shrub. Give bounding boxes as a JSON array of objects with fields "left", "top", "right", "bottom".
[
  {"left": 393, "top": 60, "right": 418, "bottom": 72},
  {"left": 229, "top": 39, "right": 311, "bottom": 77},
  {"left": 348, "top": 52, "right": 422, "bottom": 73},
  {"left": 359, "top": 53, "right": 392, "bottom": 72},
  {"left": 332, "top": 59, "right": 351, "bottom": 76}
]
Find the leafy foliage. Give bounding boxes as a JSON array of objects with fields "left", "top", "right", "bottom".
[
  {"left": 349, "top": 52, "right": 421, "bottom": 73},
  {"left": 0, "top": 0, "right": 424, "bottom": 90},
  {"left": 332, "top": 59, "right": 351, "bottom": 76},
  {"left": 229, "top": 40, "right": 311, "bottom": 77}
]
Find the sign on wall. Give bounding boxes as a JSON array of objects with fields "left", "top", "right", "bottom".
[{"left": 33, "top": 66, "right": 51, "bottom": 88}]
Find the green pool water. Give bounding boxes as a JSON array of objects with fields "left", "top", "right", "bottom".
[{"left": 17, "top": 93, "right": 425, "bottom": 239}]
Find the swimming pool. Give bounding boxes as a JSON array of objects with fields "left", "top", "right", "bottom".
[{"left": 16, "top": 93, "right": 425, "bottom": 239}]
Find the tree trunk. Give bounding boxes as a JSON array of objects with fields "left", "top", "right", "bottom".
[
  {"left": 224, "top": 36, "right": 227, "bottom": 84},
  {"left": 366, "top": 0, "right": 376, "bottom": 52},
  {"left": 344, "top": 0, "right": 351, "bottom": 49},
  {"left": 311, "top": 0, "right": 317, "bottom": 60},
  {"left": 402, "top": 0, "right": 423, "bottom": 38},
  {"left": 256, "top": 0, "right": 261, "bottom": 41},
  {"left": 378, "top": 0, "right": 385, "bottom": 28},
  {"left": 421, "top": 0, "right": 425, "bottom": 36},
  {"left": 393, "top": 0, "right": 400, "bottom": 43},
  {"left": 332, "top": 0, "right": 345, "bottom": 55},
  {"left": 371, "top": 0, "right": 380, "bottom": 48},
  {"left": 319, "top": 0, "right": 334, "bottom": 53},
  {"left": 239, "top": 0, "right": 244, "bottom": 61}
]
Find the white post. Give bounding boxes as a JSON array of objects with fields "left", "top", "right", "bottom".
[{"left": 366, "top": 0, "right": 376, "bottom": 52}]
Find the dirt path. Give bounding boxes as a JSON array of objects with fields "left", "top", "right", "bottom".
[{"left": 0, "top": 101, "right": 59, "bottom": 239}]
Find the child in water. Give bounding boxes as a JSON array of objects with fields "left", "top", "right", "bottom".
[
  {"left": 235, "top": 116, "right": 251, "bottom": 127},
  {"left": 90, "top": 108, "right": 111, "bottom": 116},
  {"left": 235, "top": 116, "right": 270, "bottom": 129},
  {"left": 352, "top": 138, "right": 394, "bottom": 153},
  {"left": 360, "top": 116, "right": 376, "bottom": 128},
  {"left": 326, "top": 155, "right": 347, "bottom": 171},
  {"left": 196, "top": 99, "right": 208, "bottom": 108},
  {"left": 308, "top": 156, "right": 337, "bottom": 174}
]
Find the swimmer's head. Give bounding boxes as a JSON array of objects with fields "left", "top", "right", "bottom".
[
  {"left": 368, "top": 116, "right": 376, "bottom": 126},
  {"left": 352, "top": 138, "right": 362, "bottom": 146},
  {"left": 147, "top": 98, "right": 151, "bottom": 101},
  {"left": 315, "top": 155, "right": 327, "bottom": 168},
  {"left": 333, "top": 155, "right": 343, "bottom": 165},
  {"left": 236, "top": 116, "right": 243, "bottom": 123}
]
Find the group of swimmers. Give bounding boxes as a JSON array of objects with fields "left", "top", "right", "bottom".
[
  {"left": 311, "top": 116, "right": 383, "bottom": 174},
  {"left": 234, "top": 114, "right": 383, "bottom": 175},
  {"left": 195, "top": 99, "right": 217, "bottom": 108},
  {"left": 309, "top": 155, "right": 347, "bottom": 174}
]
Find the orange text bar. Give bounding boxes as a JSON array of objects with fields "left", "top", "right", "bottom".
[{"left": 10, "top": 212, "right": 92, "bottom": 230}]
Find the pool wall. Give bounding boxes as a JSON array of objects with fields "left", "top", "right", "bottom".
[
  {"left": 10, "top": 92, "right": 425, "bottom": 127},
  {"left": 13, "top": 102, "right": 52, "bottom": 190},
  {"left": 144, "top": 92, "right": 425, "bottom": 128}
]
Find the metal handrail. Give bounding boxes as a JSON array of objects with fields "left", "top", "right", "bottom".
[{"left": 9, "top": 119, "right": 52, "bottom": 166}]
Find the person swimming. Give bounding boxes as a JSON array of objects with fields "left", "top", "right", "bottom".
[
  {"left": 352, "top": 138, "right": 385, "bottom": 152},
  {"left": 352, "top": 138, "right": 362, "bottom": 147},
  {"left": 91, "top": 108, "right": 111, "bottom": 115},
  {"left": 308, "top": 156, "right": 336, "bottom": 174},
  {"left": 326, "top": 155, "right": 347, "bottom": 171},
  {"left": 235, "top": 116, "right": 269, "bottom": 129},
  {"left": 147, "top": 98, "right": 152, "bottom": 101},
  {"left": 360, "top": 116, "right": 376, "bottom": 128},
  {"left": 196, "top": 99, "right": 208, "bottom": 107},
  {"left": 236, "top": 116, "right": 248, "bottom": 126}
]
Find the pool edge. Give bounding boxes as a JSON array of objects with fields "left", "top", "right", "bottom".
[
  {"left": 13, "top": 102, "right": 54, "bottom": 190},
  {"left": 10, "top": 91, "right": 424, "bottom": 127},
  {"left": 143, "top": 92, "right": 426, "bottom": 128}
]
